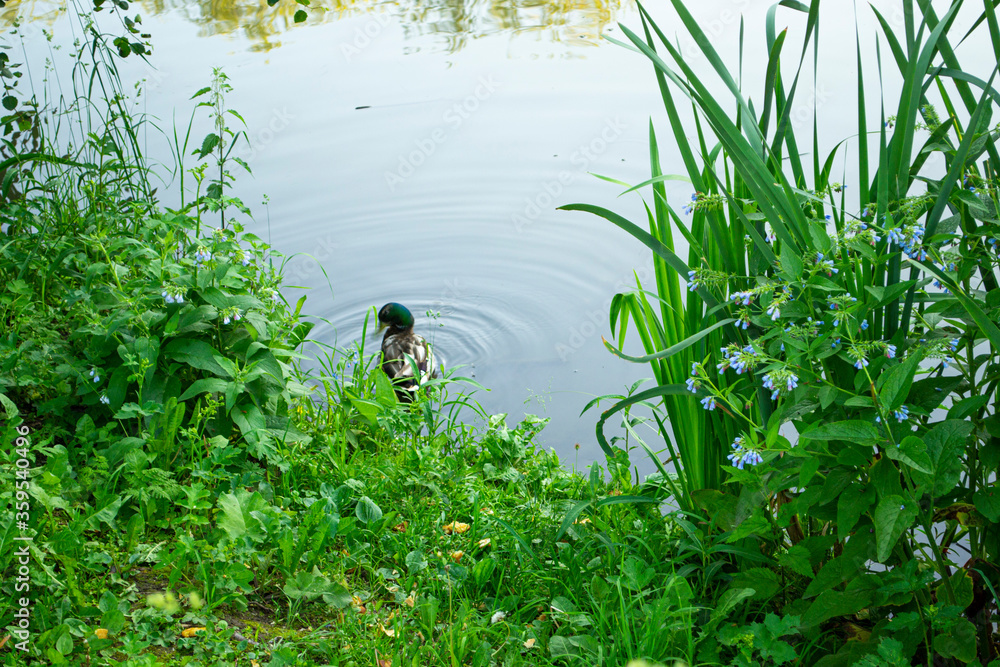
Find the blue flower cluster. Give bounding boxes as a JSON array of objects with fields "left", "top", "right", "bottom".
[
  {"left": 727, "top": 436, "right": 763, "bottom": 469},
  {"left": 162, "top": 289, "right": 186, "bottom": 305},
  {"left": 718, "top": 345, "right": 758, "bottom": 375},
  {"left": 762, "top": 370, "right": 798, "bottom": 400}
]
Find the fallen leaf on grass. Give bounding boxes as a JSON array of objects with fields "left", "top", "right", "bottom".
[
  {"left": 523, "top": 638, "right": 536, "bottom": 649},
  {"left": 477, "top": 538, "right": 491, "bottom": 549},
  {"left": 404, "top": 594, "right": 416, "bottom": 608},
  {"left": 378, "top": 623, "right": 395, "bottom": 637},
  {"left": 180, "top": 627, "right": 205, "bottom": 638},
  {"left": 392, "top": 521, "right": 408, "bottom": 532},
  {"left": 94, "top": 628, "right": 109, "bottom": 639},
  {"left": 443, "top": 521, "right": 470, "bottom": 535},
  {"left": 450, "top": 550, "right": 464, "bottom": 561}
]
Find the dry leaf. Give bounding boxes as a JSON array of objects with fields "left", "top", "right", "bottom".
[
  {"left": 477, "top": 538, "right": 491, "bottom": 549},
  {"left": 481, "top": 508, "right": 494, "bottom": 516},
  {"left": 0, "top": 636, "right": 9, "bottom": 649},
  {"left": 392, "top": 521, "right": 408, "bottom": 532},
  {"left": 442, "top": 521, "right": 471, "bottom": 535},
  {"left": 378, "top": 623, "right": 396, "bottom": 637},
  {"left": 180, "top": 627, "right": 205, "bottom": 638},
  {"left": 94, "top": 628, "right": 108, "bottom": 640},
  {"left": 377, "top": 659, "right": 392, "bottom": 667},
  {"left": 404, "top": 594, "right": 416, "bottom": 608},
  {"left": 523, "top": 638, "right": 536, "bottom": 649},
  {"left": 251, "top": 661, "right": 261, "bottom": 667},
  {"left": 450, "top": 550, "right": 464, "bottom": 561},
  {"left": 574, "top": 517, "right": 591, "bottom": 525}
]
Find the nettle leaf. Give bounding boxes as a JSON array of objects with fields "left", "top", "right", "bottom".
[
  {"left": 777, "top": 545, "right": 814, "bottom": 578},
  {"left": 885, "top": 436, "right": 933, "bottom": 474},
  {"left": 194, "top": 133, "right": 220, "bottom": 159},
  {"left": 801, "top": 420, "right": 878, "bottom": 444},
  {"left": 873, "top": 495, "right": 918, "bottom": 562},
  {"left": 802, "top": 587, "right": 874, "bottom": 627}
]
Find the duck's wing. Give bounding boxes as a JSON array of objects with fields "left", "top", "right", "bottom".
[{"left": 382, "top": 333, "right": 435, "bottom": 388}]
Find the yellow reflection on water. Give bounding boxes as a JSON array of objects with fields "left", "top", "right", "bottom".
[{"left": 5, "top": 0, "right": 628, "bottom": 55}]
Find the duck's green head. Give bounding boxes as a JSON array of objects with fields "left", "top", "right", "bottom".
[{"left": 377, "top": 302, "right": 414, "bottom": 332}]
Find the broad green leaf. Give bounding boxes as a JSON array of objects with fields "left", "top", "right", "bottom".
[
  {"left": 885, "top": 436, "right": 933, "bottom": 474},
  {"left": 912, "top": 420, "right": 973, "bottom": 498},
  {"left": 217, "top": 490, "right": 268, "bottom": 541},
  {"left": 874, "top": 495, "right": 918, "bottom": 562},
  {"left": 877, "top": 354, "right": 921, "bottom": 411},
  {"left": 355, "top": 496, "right": 383, "bottom": 524},
  {"left": 801, "top": 420, "right": 878, "bottom": 444},
  {"left": 933, "top": 618, "right": 977, "bottom": 663},
  {"left": 777, "top": 545, "right": 814, "bottom": 579},
  {"left": 405, "top": 550, "right": 428, "bottom": 573},
  {"left": 974, "top": 487, "right": 1000, "bottom": 522},
  {"left": 178, "top": 378, "right": 229, "bottom": 402},
  {"left": 802, "top": 588, "right": 874, "bottom": 627},
  {"left": 837, "top": 484, "right": 875, "bottom": 541},
  {"left": 163, "top": 339, "right": 228, "bottom": 377}
]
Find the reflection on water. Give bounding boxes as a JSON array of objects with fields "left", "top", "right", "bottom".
[{"left": 89, "top": 0, "right": 623, "bottom": 54}]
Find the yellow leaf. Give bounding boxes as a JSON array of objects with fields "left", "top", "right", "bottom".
[
  {"left": 404, "top": 594, "right": 416, "bottom": 608},
  {"left": 523, "top": 638, "right": 536, "bottom": 649},
  {"left": 181, "top": 627, "right": 206, "bottom": 638},
  {"left": 94, "top": 628, "right": 109, "bottom": 639},
  {"left": 450, "top": 550, "right": 464, "bottom": 562},
  {"left": 477, "top": 538, "right": 492, "bottom": 549},
  {"left": 379, "top": 623, "right": 396, "bottom": 637}
]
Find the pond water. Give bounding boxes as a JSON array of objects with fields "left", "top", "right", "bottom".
[{"left": 7, "top": 0, "right": 987, "bottom": 472}]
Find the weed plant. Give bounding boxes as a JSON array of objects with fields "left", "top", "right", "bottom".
[{"left": 569, "top": 0, "right": 1000, "bottom": 664}]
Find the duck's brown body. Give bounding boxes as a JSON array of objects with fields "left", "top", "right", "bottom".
[{"left": 378, "top": 303, "right": 436, "bottom": 401}]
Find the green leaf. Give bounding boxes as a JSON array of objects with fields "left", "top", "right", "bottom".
[
  {"left": 801, "top": 420, "right": 879, "bottom": 444},
  {"left": 217, "top": 490, "right": 268, "bottom": 541},
  {"left": 294, "top": 9, "right": 307, "bottom": 22},
  {"left": 194, "top": 133, "right": 220, "bottom": 159},
  {"left": 2, "top": 95, "right": 17, "bottom": 110},
  {"left": 322, "top": 583, "right": 352, "bottom": 609},
  {"left": 178, "top": 378, "right": 229, "bottom": 402},
  {"left": 877, "top": 354, "right": 920, "bottom": 411},
  {"left": 837, "top": 484, "right": 874, "bottom": 541},
  {"left": 355, "top": 496, "right": 382, "bottom": 524},
  {"left": 777, "top": 545, "right": 814, "bottom": 578},
  {"left": 885, "top": 436, "right": 933, "bottom": 474},
  {"left": 974, "top": 487, "right": 1000, "bottom": 522},
  {"left": 933, "top": 618, "right": 977, "bottom": 662},
  {"left": 912, "top": 420, "right": 973, "bottom": 498},
  {"left": 874, "top": 495, "right": 918, "bottom": 562},
  {"left": 100, "top": 608, "right": 126, "bottom": 634},
  {"left": 163, "top": 339, "right": 228, "bottom": 377},
  {"left": 555, "top": 499, "right": 592, "bottom": 542},
  {"left": 405, "top": 550, "right": 428, "bottom": 572},
  {"left": 603, "top": 318, "right": 735, "bottom": 363},
  {"left": 801, "top": 588, "right": 874, "bottom": 627}
]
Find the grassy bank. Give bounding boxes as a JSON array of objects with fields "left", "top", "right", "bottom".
[{"left": 4, "top": 1, "right": 1000, "bottom": 666}]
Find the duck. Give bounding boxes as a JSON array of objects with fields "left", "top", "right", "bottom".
[{"left": 377, "top": 302, "right": 436, "bottom": 401}]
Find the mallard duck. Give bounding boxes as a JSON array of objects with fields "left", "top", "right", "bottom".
[{"left": 377, "top": 302, "right": 436, "bottom": 401}]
